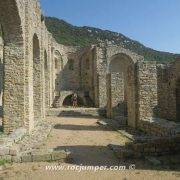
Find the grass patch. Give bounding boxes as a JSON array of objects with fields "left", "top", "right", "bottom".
[{"left": 0, "top": 159, "right": 10, "bottom": 166}]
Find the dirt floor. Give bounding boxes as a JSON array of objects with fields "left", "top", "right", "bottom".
[{"left": 0, "top": 116, "right": 180, "bottom": 180}]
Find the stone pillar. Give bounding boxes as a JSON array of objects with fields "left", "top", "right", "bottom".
[
  {"left": 33, "top": 34, "right": 44, "bottom": 122},
  {"left": 3, "top": 45, "right": 25, "bottom": 134},
  {"left": 41, "top": 48, "right": 46, "bottom": 119},
  {"left": 106, "top": 73, "right": 112, "bottom": 118},
  {"left": 44, "top": 51, "right": 50, "bottom": 110},
  {"left": 137, "top": 61, "right": 158, "bottom": 125},
  {"left": 50, "top": 48, "right": 55, "bottom": 106},
  {"left": 126, "top": 65, "right": 137, "bottom": 128},
  {"left": 24, "top": 0, "right": 34, "bottom": 133},
  {"left": 96, "top": 45, "right": 107, "bottom": 108}
]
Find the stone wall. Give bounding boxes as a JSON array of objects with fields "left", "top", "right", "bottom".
[
  {"left": 156, "top": 60, "right": 180, "bottom": 122},
  {"left": 0, "top": 0, "right": 179, "bottom": 139},
  {"left": 137, "top": 61, "right": 158, "bottom": 126},
  {"left": 0, "top": 0, "right": 55, "bottom": 133},
  {"left": 96, "top": 43, "right": 143, "bottom": 127},
  {"left": 79, "top": 46, "right": 96, "bottom": 107}
]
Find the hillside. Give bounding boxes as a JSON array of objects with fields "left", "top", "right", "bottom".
[{"left": 44, "top": 17, "right": 179, "bottom": 61}]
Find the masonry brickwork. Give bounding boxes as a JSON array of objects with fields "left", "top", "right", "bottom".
[{"left": 0, "top": 0, "right": 179, "bottom": 141}]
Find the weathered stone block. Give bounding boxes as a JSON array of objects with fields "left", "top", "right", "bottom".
[
  {"left": 10, "top": 128, "right": 27, "bottom": 143},
  {"left": 51, "top": 151, "right": 67, "bottom": 161},
  {"left": 0, "top": 147, "right": 9, "bottom": 156},
  {"left": 21, "top": 155, "right": 32, "bottom": 163},
  {"left": 32, "top": 153, "right": 51, "bottom": 162},
  {"left": 9, "top": 147, "right": 19, "bottom": 156},
  {"left": 12, "top": 156, "right": 22, "bottom": 163}
]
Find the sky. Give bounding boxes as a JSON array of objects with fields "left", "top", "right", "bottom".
[{"left": 41, "top": 0, "right": 180, "bottom": 53}]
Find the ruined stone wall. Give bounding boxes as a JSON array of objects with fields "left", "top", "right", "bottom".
[
  {"left": 79, "top": 46, "right": 96, "bottom": 106},
  {"left": 137, "top": 61, "right": 158, "bottom": 125},
  {"left": 95, "top": 44, "right": 108, "bottom": 108},
  {"left": 24, "top": 0, "right": 45, "bottom": 131},
  {"left": 168, "top": 60, "right": 180, "bottom": 121},
  {"left": 0, "top": 0, "right": 58, "bottom": 133},
  {"left": 0, "top": 0, "right": 179, "bottom": 136},
  {"left": 0, "top": 0, "right": 26, "bottom": 133},
  {"left": 50, "top": 43, "right": 79, "bottom": 93},
  {"left": 95, "top": 43, "right": 143, "bottom": 109},
  {"left": 156, "top": 64, "right": 171, "bottom": 120},
  {"left": 52, "top": 45, "right": 97, "bottom": 107},
  {"left": 156, "top": 60, "right": 180, "bottom": 121}
]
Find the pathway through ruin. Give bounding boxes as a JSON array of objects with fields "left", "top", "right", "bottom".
[
  {"left": 45, "top": 116, "right": 129, "bottom": 166},
  {"left": 0, "top": 116, "right": 180, "bottom": 180}
]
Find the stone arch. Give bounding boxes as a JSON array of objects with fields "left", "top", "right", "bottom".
[
  {"left": 176, "top": 78, "right": 180, "bottom": 121},
  {"left": 107, "top": 53, "right": 137, "bottom": 127},
  {"left": 33, "top": 33, "right": 42, "bottom": 122},
  {"left": 62, "top": 94, "right": 84, "bottom": 107},
  {"left": 0, "top": 0, "right": 25, "bottom": 134}
]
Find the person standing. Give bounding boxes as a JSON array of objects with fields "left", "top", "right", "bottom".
[{"left": 72, "top": 93, "right": 78, "bottom": 108}]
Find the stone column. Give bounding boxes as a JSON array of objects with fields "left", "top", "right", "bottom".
[
  {"left": 106, "top": 73, "right": 112, "bottom": 118},
  {"left": 137, "top": 61, "right": 158, "bottom": 125},
  {"left": 96, "top": 45, "right": 108, "bottom": 108},
  {"left": 24, "top": 0, "right": 34, "bottom": 133},
  {"left": 3, "top": 45, "right": 25, "bottom": 134}
]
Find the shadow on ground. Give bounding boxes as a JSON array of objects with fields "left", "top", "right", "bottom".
[
  {"left": 54, "top": 123, "right": 113, "bottom": 131},
  {"left": 54, "top": 145, "right": 180, "bottom": 172},
  {"left": 58, "top": 111, "right": 101, "bottom": 119}
]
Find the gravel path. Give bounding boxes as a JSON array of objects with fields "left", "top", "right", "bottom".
[{"left": 0, "top": 116, "right": 180, "bottom": 180}]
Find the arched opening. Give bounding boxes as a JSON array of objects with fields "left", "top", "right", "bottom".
[
  {"left": 176, "top": 78, "right": 180, "bottom": 121},
  {"left": 107, "top": 53, "right": 136, "bottom": 127},
  {"left": 33, "top": 34, "right": 42, "bottom": 121},
  {"left": 0, "top": 0, "right": 25, "bottom": 133},
  {"left": 63, "top": 94, "right": 84, "bottom": 107}
]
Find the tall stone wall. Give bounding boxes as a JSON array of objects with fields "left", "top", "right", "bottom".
[
  {"left": 137, "top": 61, "right": 158, "bottom": 124},
  {"left": 0, "top": 0, "right": 26, "bottom": 133},
  {"left": 95, "top": 44, "right": 108, "bottom": 108},
  {"left": 153, "top": 60, "right": 180, "bottom": 121},
  {"left": 156, "top": 64, "right": 171, "bottom": 120},
  {"left": 0, "top": 0, "right": 179, "bottom": 136},
  {"left": 0, "top": 0, "right": 54, "bottom": 133},
  {"left": 79, "top": 46, "right": 96, "bottom": 106},
  {"left": 156, "top": 60, "right": 180, "bottom": 122},
  {"left": 168, "top": 60, "right": 180, "bottom": 121}
]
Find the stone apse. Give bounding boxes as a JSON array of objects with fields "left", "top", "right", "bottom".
[{"left": 0, "top": 0, "right": 179, "bottom": 137}]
